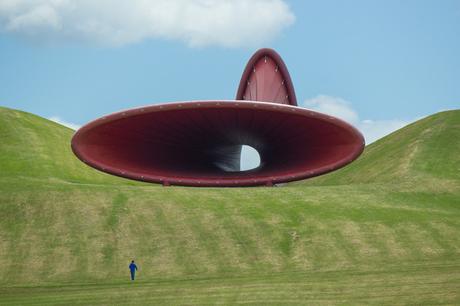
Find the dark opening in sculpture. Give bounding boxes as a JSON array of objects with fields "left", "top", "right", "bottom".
[{"left": 71, "top": 48, "right": 364, "bottom": 187}]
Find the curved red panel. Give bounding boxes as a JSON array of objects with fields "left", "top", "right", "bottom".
[
  {"left": 71, "top": 48, "right": 365, "bottom": 187},
  {"left": 72, "top": 101, "right": 364, "bottom": 187},
  {"left": 236, "top": 48, "right": 297, "bottom": 106}
]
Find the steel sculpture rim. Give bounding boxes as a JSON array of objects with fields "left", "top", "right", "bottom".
[{"left": 71, "top": 100, "right": 364, "bottom": 187}]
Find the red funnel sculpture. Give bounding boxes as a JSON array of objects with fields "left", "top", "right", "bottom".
[{"left": 72, "top": 48, "right": 364, "bottom": 187}]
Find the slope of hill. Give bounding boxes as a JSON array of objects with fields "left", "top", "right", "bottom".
[
  {"left": 0, "top": 106, "right": 459, "bottom": 304},
  {"left": 302, "top": 110, "right": 460, "bottom": 186},
  {"left": 0, "top": 107, "right": 142, "bottom": 185}
]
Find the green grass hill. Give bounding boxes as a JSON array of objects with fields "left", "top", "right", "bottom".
[
  {"left": 302, "top": 110, "right": 460, "bottom": 186},
  {"left": 0, "top": 106, "right": 459, "bottom": 305},
  {"left": 0, "top": 107, "right": 143, "bottom": 186}
]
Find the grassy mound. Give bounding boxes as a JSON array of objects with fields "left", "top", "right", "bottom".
[
  {"left": 302, "top": 110, "right": 460, "bottom": 185},
  {"left": 0, "top": 107, "right": 142, "bottom": 185},
  {"left": 0, "top": 106, "right": 459, "bottom": 304}
]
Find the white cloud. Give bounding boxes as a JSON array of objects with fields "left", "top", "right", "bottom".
[
  {"left": 358, "top": 118, "right": 409, "bottom": 144},
  {"left": 303, "top": 95, "right": 359, "bottom": 123},
  {"left": 302, "top": 95, "right": 414, "bottom": 144},
  {"left": 0, "top": 0, "right": 295, "bottom": 47},
  {"left": 48, "top": 116, "right": 81, "bottom": 130}
]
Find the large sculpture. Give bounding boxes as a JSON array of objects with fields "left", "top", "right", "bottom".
[{"left": 71, "top": 48, "right": 364, "bottom": 187}]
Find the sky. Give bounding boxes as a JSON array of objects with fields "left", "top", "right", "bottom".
[{"left": 0, "top": 0, "right": 459, "bottom": 169}]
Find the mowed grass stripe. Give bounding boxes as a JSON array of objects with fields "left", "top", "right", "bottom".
[
  {"left": 1, "top": 265, "right": 459, "bottom": 305},
  {"left": 429, "top": 221, "right": 460, "bottom": 254},
  {"left": 150, "top": 203, "right": 196, "bottom": 275},
  {"left": 130, "top": 203, "right": 179, "bottom": 278},
  {"left": 230, "top": 214, "right": 284, "bottom": 271},
  {"left": 370, "top": 223, "right": 408, "bottom": 258},
  {"left": 422, "top": 221, "right": 457, "bottom": 256},
  {"left": 192, "top": 209, "right": 249, "bottom": 272},
  {"left": 1, "top": 184, "right": 459, "bottom": 284},
  {"left": 307, "top": 220, "right": 354, "bottom": 270},
  {"left": 178, "top": 204, "right": 229, "bottom": 273},
  {"left": 160, "top": 200, "right": 220, "bottom": 274},
  {"left": 404, "top": 223, "right": 445, "bottom": 256}
]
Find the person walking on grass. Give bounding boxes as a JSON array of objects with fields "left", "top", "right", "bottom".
[{"left": 129, "top": 260, "right": 138, "bottom": 281}]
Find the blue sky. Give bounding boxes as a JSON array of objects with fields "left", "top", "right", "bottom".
[{"left": 1, "top": 0, "right": 459, "bottom": 147}]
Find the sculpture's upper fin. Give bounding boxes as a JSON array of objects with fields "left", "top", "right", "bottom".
[{"left": 236, "top": 48, "right": 297, "bottom": 106}]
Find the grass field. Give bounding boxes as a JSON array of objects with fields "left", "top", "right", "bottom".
[
  {"left": 2, "top": 263, "right": 458, "bottom": 305},
  {"left": 0, "top": 106, "right": 459, "bottom": 304}
]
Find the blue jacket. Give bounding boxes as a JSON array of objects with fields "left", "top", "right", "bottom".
[{"left": 129, "top": 263, "right": 137, "bottom": 271}]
